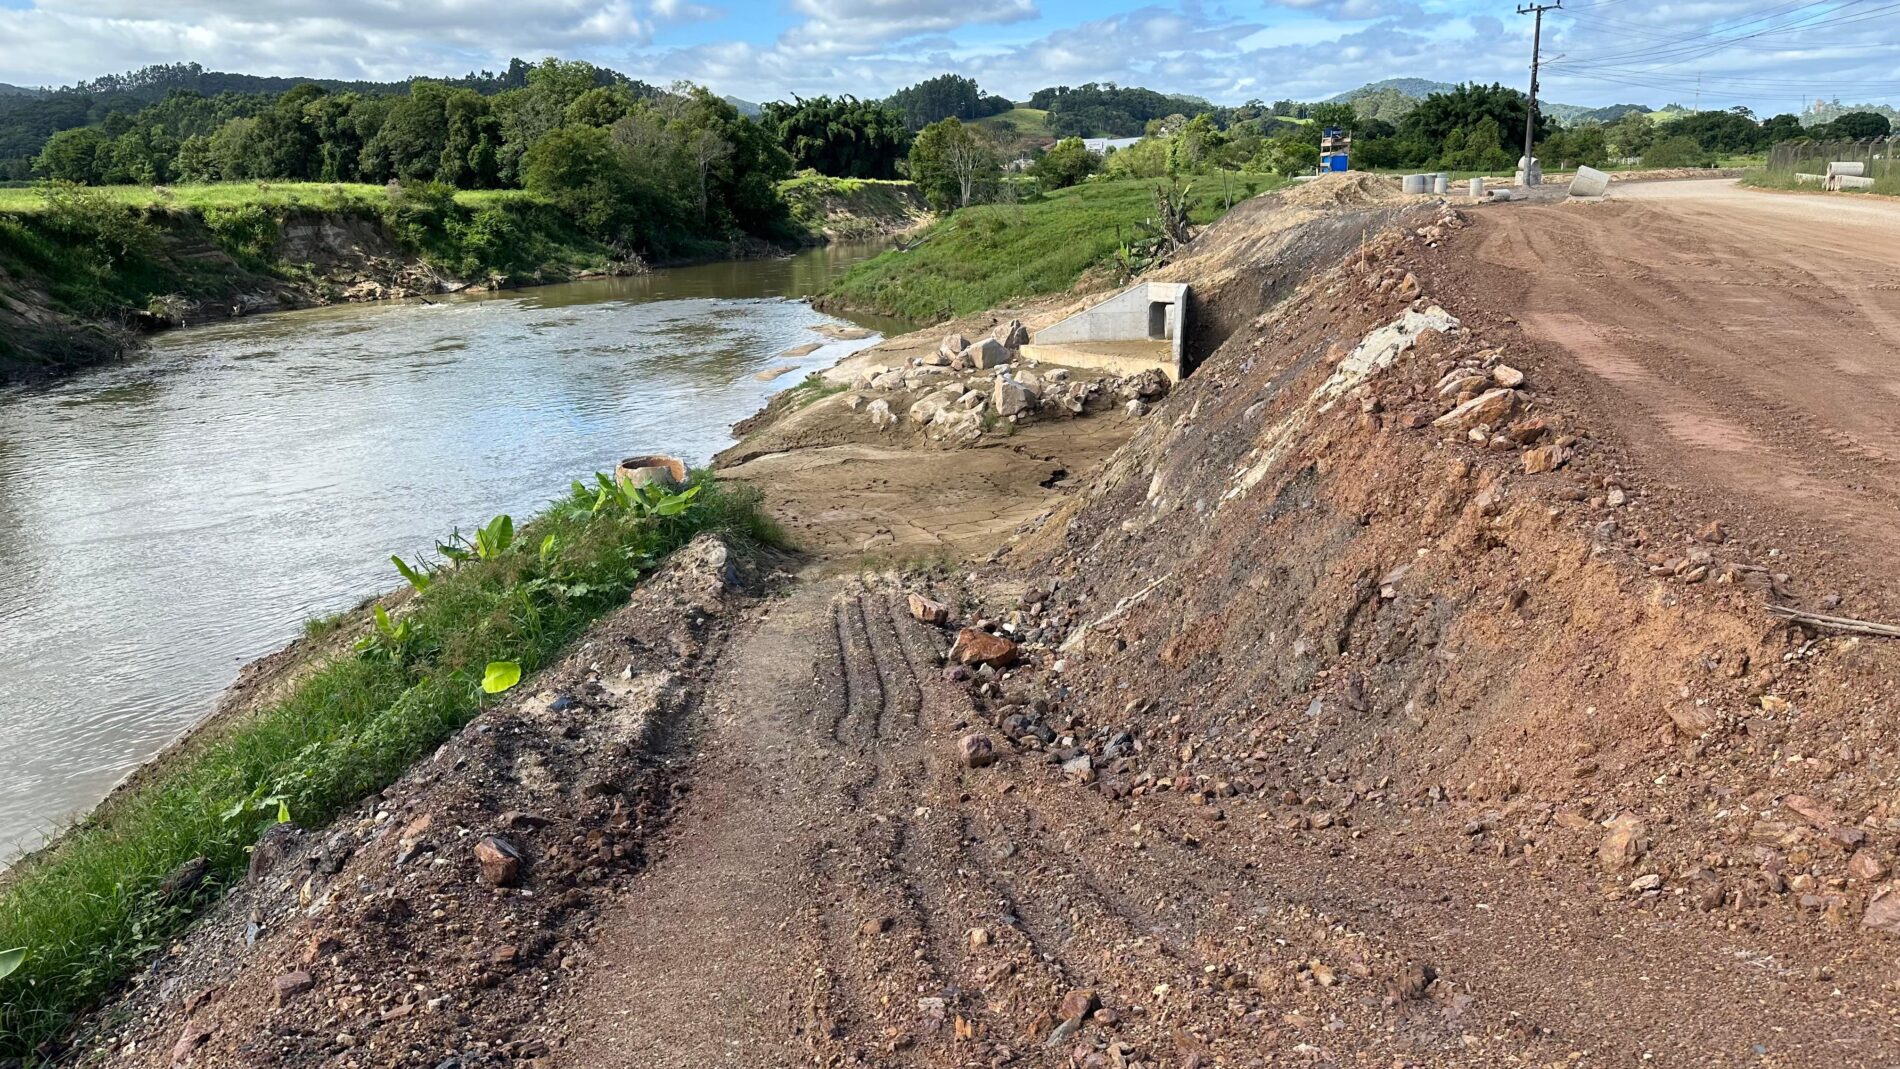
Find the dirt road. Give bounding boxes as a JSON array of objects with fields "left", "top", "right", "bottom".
[
  {"left": 1446, "top": 179, "right": 1900, "bottom": 609},
  {"left": 531, "top": 576, "right": 1898, "bottom": 1067}
]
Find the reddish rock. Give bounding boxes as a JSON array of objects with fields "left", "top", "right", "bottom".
[
  {"left": 475, "top": 835, "right": 524, "bottom": 887},
  {"left": 1783, "top": 795, "right": 1839, "bottom": 829},
  {"left": 272, "top": 971, "right": 315, "bottom": 1006},
  {"left": 958, "top": 734, "right": 998, "bottom": 769},
  {"left": 171, "top": 1022, "right": 211, "bottom": 1065},
  {"left": 1058, "top": 988, "right": 1100, "bottom": 1021},
  {"left": 1848, "top": 852, "right": 1889, "bottom": 882},
  {"left": 1521, "top": 442, "right": 1572, "bottom": 475},
  {"left": 302, "top": 935, "right": 341, "bottom": 964},
  {"left": 950, "top": 628, "right": 1018, "bottom": 669},
  {"left": 1598, "top": 812, "right": 1648, "bottom": 872},
  {"left": 907, "top": 592, "right": 951, "bottom": 626}
]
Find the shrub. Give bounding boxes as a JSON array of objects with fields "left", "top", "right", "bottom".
[
  {"left": 1643, "top": 136, "right": 1716, "bottom": 169},
  {"left": 201, "top": 203, "right": 279, "bottom": 258}
]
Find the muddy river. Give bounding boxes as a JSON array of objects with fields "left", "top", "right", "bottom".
[{"left": 0, "top": 244, "right": 906, "bottom": 862}]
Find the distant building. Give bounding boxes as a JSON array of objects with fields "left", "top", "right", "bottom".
[
  {"left": 1082, "top": 137, "right": 1143, "bottom": 155},
  {"left": 1320, "top": 127, "right": 1351, "bottom": 172}
]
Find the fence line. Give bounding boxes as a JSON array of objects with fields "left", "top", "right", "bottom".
[{"left": 1766, "top": 137, "right": 1895, "bottom": 177}]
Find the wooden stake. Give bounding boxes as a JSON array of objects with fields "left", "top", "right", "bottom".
[{"left": 1766, "top": 605, "right": 1900, "bottom": 639}]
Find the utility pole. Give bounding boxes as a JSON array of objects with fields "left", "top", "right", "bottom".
[{"left": 1517, "top": 2, "right": 1561, "bottom": 167}]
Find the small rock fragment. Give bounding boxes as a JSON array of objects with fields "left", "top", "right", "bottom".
[
  {"left": 273, "top": 971, "right": 315, "bottom": 1007},
  {"left": 958, "top": 734, "right": 998, "bottom": 769},
  {"left": 475, "top": 835, "right": 524, "bottom": 887},
  {"left": 907, "top": 593, "right": 951, "bottom": 626}
]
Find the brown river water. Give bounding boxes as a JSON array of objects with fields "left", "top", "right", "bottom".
[{"left": 0, "top": 243, "right": 907, "bottom": 863}]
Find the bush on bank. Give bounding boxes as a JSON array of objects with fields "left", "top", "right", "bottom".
[{"left": 0, "top": 472, "right": 782, "bottom": 1058}]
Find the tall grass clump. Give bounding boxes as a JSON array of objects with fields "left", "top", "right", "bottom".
[
  {"left": 0, "top": 471, "right": 779, "bottom": 1058},
  {"left": 818, "top": 176, "right": 1278, "bottom": 322}
]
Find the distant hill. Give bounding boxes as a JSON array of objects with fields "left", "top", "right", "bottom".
[
  {"left": 0, "top": 84, "right": 43, "bottom": 99},
  {"left": 1325, "top": 78, "right": 1456, "bottom": 103},
  {"left": 723, "top": 95, "right": 761, "bottom": 118},
  {"left": 1328, "top": 77, "right": 1617, "bottom": 127}
]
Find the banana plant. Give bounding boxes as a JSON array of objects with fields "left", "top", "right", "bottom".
[
  {"left": 436, "top": 513, "right": 515, "bottom": 563},
  {"left": 473, "top": 514, "right": 514, "bottom": 560},
  {"left": 0, "top": 947, "right": 23, "bottom": 981},
  {"left": 355, "top": 603, "right": 416, "bottom": 662},
  {"left": 391, "top": 554, "right": 432, "bottom": 593}
]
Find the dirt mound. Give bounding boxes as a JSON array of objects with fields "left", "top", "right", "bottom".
[
  {"left": 948, "top": 206, "right": 1900, "bottom": 1061},
  {"left": 1279, "top": 170, "right": 1408, "bottom": 209}
]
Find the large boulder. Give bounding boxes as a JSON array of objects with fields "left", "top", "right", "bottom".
[
  {"left": 866, "top": 398, "right": 897, "bottom": 428},
  {"left": 993, "top": 376, "right": 1035, "bottom": 417},
  {"left": 908, "top": 389, "right": 957, "bottom": 424},
  {"left": 965, "top": 338, "right": 1010, "bottom": 369},
  {"left": 994, "top": 319, "right": 1030, "bottom": 349},
  {"left": 940, "top": 332, "right": 969, "bottom": 360}
]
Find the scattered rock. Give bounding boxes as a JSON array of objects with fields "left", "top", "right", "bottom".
[
  {"left": 993, "top": 376, "right": 1034, "bottom": 417},
  {"left": 474, "top": 835, "right": 524, "bottom": 887},
  {"left": 755, "top": 364, "right": 801, "bottom": 381},
  {"left": 958, "top": 734, "right": 998, "bottom": 769},
  {"left": 1491, "top": 363, "right": 1526, "bottom": 388},
  {"left": 1434, "top": 387, "right": 1519, "bottom": 431},
  {"left": 1849, "top": 852, "right": 1890, "bottom": 882},
  {"left": 1598, "top": 812, "right": 1648, "bottom": 871},
  {"left": 1521, "top": 442, "right": 1572, "bottom": 475},
  {"left": 940, "top": 333, "right": 969, "bottom": 360},
  {"left": 965, "top": 338, "right": 1010, "bottom": 369},
  {"left": 867, "top": 399, "right": 896, "bottom": 428},
  {"left": 303, "top": 935, "right": 342, "bottom": 964},
  {"left": 1783, "top": 794, "right": 1838, "bottom": 829},
  {"left": 950, "top": 628, "right": 1018, "bottom": 668},
  {"left": 1392, "top": 962, "right": 1437, "bottom": 1001},
  {"left": 273, "top": 971, "right": 315, "bottom": 1006},
  {"left": 1863, "top": 882, "right": 1900, "bottom": 935},
  {"left": 907, "top": 592, "right": 951, "bottom": 626},
  {"left": 171, "top": 1022, "right": 211, "bottom": 1065},
  {"left": 994, "top": 319, "right": 1030, "bottom": 349},
  {"left": 780, "top": 342, "right": 823, "bottom": 358},
  {"left": 1124, "top": 399, "right": 1149, "bottom": 417},
  {"left": 1058, "top": 988, "right": 1099, "bottom": 1021}
]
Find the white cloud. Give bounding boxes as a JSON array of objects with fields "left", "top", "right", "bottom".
[
  {"left": 0, "top": 0, "right": 1894, "bottom": 115},
  {"left": 0, "top": 0, "right": 706, "bottom": 85}
]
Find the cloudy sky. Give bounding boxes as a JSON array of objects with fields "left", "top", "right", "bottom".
[{"left": 0, "top": 0, "right": 1895, "bottom": 114}]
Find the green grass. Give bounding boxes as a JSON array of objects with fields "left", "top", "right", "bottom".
[
  {"left": 975, "top": 107, "right": 1052, "bottom": 139},
  {"left": 783, "top": 371, "right": 851, "bottom": 408},
  {"left": 1741, "top": 167, "right": 1900, "bottom": 197},
  {"left": 0, "top": 472, "right": 780, "bottom": 1058},
  {"left": 0, "top": 181, "right": 510, "bottom": 215},
  {"left": 819, "top": 175, "right": 1283, "bottom": 322}
]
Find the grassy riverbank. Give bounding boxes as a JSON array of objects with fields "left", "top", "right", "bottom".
[
  {"left": 816, "top": 175, "right": 1284, "bottom": 323},
  {"left": 0, "top": 472, "right": 781, "bottom": 1057}
]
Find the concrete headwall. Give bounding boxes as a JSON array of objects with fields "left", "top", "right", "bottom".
[{"left": 1030, "top": 282, "right": 1189, "bottom": 379}]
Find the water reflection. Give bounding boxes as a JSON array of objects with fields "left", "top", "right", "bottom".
[{"left": 0, "top": 242, "right": 903, "bottom": 862}]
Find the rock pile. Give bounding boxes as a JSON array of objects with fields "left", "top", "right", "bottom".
[{"left": 844, "top": 328, "right": 1171, "bottom": 443}]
